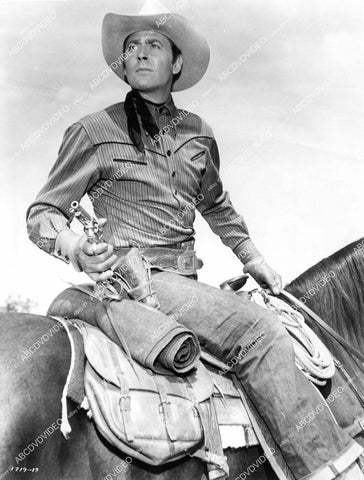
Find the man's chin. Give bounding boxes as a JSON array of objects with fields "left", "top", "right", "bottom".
[
  {"left": 129, "top": 79, "right": 153, "bottom": 89},
  {"left": 128, "top": 82, "right": 161, "bottom": 94}
]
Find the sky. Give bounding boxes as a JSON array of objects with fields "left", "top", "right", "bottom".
[{"left": 1, "top": 0, "right": 364, "bottom": 313}]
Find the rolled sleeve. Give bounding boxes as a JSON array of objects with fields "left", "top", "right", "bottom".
[
  {"left": 197, "top": 137, "right": 262, "bottom": 265},
  {"left": 26, "top": 122, "right": 100, "bottom": 256}
]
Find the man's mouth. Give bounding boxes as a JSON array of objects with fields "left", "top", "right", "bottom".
[{"left": 136, "top": 67, "right": 153, "bottom": 72}]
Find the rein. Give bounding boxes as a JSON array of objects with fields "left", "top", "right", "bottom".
[
  {"left": 280, "top": 290, "right": 364, "bottom": 368},
  {"left": 280, "top": 290, "right": 364, "bottom": 407}
]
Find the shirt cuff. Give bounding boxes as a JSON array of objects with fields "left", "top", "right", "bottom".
[{"left": 52, "top": 229, "right": 83, "bottom": 272}]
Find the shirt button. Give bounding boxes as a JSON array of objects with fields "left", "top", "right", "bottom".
[
  {"left": 174, "top": 189, "right": 178, "bottom": 195},
  {"left": 172, "top": 171, "right": 176, "bottom": 177},
  {"left": 65, "top": 255, "right": 69, "bottom": 261},
  {"left": 57, "top": 248, "right": 62, "bottom": 256},
  {"left": 166, "top": 150, "right": 172, "bottom": 156}
]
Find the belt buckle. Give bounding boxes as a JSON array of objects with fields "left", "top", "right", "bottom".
[{"left": 177, "top": 250, "right": 196, "bottom": 275}]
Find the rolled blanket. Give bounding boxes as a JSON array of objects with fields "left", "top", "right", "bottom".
[
  {"left": 105, "top": 300, "right": 200, "bottom": 375},
  {"left": 48, "top": 286, "right": 200, "bottom": 375},
  {"left": 159, "top": 333, "right": 198, "bottom": 373}
]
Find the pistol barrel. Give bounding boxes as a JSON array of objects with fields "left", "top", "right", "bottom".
[
  {"left": 69, "top": 201, "right": 93, "bottom": 222},
  {"left": 69, "top": 201, "right": 103, "bottom": 245}
]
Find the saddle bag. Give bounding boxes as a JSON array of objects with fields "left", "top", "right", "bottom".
[{"left": 75, "top": 320, "right": 228, "bottom": 470}]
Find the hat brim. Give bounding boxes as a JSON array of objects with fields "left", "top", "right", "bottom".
[{"left": 102, "top": 13, "right": 210, "bottom": 92}]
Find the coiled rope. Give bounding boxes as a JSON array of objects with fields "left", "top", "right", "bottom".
[{"left": 250, "top": 289, "right": 335, "bottom": 386}]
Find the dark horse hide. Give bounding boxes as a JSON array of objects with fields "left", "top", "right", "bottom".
[
  {"left": 286, "top": 238, "right": 364, "bottom": 403},
  {"left": 0, "top": 239, "right": 364, "bottom": 480}
]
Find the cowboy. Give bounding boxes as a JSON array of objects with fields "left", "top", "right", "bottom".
[{"left": 26, "top": 11, "right": 363, "bottom": 480}]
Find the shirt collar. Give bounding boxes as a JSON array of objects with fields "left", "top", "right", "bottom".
[{"left": 143, "top": 94, "right": 178, "bottom": 120}]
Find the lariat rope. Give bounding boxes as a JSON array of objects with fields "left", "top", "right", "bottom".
[
  {"left": 250, "top": 289, "right": 335, "bottom": 386},
  {"left": 280, "top": 289, "right": 364, "bottom": 366}
]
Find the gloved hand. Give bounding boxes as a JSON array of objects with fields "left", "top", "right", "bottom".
[
  {"left": 54, "top": 224, "right": 117, "bottom": 282},
  {"left": 243, "top": 256, "right": 282, "bottom": 295},
  {"left": 74, "top": 236, "right": 117, "bottom": 282}
]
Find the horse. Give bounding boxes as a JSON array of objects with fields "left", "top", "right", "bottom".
[{"left": 1, "top": 238, "right": 364, "bottom": 480}]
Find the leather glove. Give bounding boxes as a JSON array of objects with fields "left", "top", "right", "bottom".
[
  {"left": 243, "top": 256, "right": 282, "bottom": 295},
  {"left": 54, "top": 225, "right": 117, "bottom": 282}
]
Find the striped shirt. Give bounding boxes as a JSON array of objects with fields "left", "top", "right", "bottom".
[{"left": 26, "top": 94, "right": 261, "bottom": 265}]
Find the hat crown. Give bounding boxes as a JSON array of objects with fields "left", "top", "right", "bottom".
[{"left": 138, "top": 0, "right": 171, "bottom": 15}]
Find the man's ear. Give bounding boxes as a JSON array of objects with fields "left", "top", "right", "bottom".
[{"left": 172, "top": 54, "right": 183, "bottom": 75}]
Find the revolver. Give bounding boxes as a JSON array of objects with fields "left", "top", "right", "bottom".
[
  {"left": 69, "top": 201, "right": 159, "bottom": 308},
  {"left": 69, "top": 201, "right": 124, "bottom": 300},
  {"left": 69, "top": 201, "right": 103, "bottom": 254}
]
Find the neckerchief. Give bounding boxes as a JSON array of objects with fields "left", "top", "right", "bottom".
[{"left": 124, "top": 90, "right": 161, "bottom": 152}]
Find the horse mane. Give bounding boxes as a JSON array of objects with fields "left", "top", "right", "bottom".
[{"left": 285, "top": 238, "right": 364, "bottom": 349}]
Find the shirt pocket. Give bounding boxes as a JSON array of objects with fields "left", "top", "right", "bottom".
[
  {"left": 96, "top": 142, "right": 160, "bottom": 204},
  {"left": 98, "top": 142, "right": 149, "bottom": 181},
  {"left": 190, "top": 150, "right": 207, "bottom": 181},
  {"left": 191, "top": 150, "right": 206, "bottom": 162},
  {"left": 109, "top": 143, "right": 147, "bottom": 165},
  {"left": 174, "top": 147, "right": 208, "bottom": 195}
]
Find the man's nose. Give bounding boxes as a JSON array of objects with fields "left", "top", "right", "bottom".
[{"left": 137, "top": 45, "right": 148, "bottom": 61}]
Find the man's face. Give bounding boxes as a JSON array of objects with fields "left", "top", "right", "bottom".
[{"left": 123, "top": 31, "right": 182, "bottom": 96}]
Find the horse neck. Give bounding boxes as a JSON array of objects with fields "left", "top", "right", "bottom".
[{"left": 285, "top": 241, "right": 364, "bottom": 351}]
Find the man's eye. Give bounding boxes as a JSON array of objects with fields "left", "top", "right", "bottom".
[{"left": 151, "top": 43, "right": 161, "bottom": 49}]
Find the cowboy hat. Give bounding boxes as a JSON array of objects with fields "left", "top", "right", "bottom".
[{"left": 102, "top": 12, "right": 210, "bottom": 91}]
